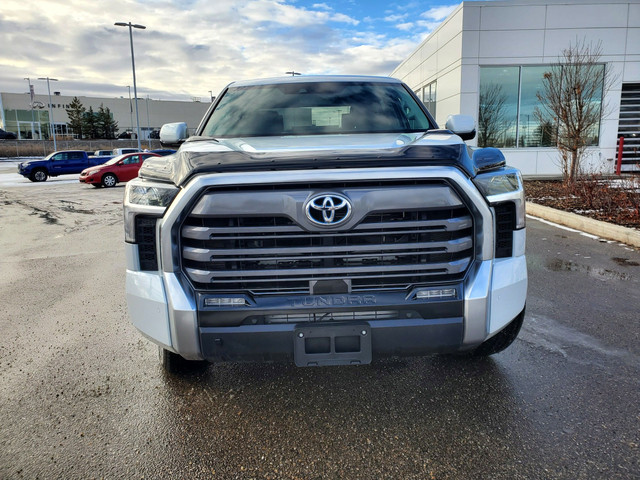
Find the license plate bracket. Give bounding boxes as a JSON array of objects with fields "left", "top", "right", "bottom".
[{"left": 294, "top": 323, "right": 371, "bottom": 367}]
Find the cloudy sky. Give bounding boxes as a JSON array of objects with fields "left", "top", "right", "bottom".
[{"left": 1, "top": 0, "right": 470, "bottom": 101}]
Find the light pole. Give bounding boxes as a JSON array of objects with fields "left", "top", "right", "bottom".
[
  {"left": 145, "top": 95, "right": 150, "bottom": 141},
  {"left": 37, "top": 77, "right": 58, "bottom": 151},
  {"left": 208, "top": 90, "right": 213, "bottom": 103},
  {"left": 127, "top": 85, "right": 133, "bottom": 135},
  {"left": 115, "top": 21, "right": 146, "bottom": 150},
  {"left": 24, "top": 77, "right": 36, "bottom": 140}
]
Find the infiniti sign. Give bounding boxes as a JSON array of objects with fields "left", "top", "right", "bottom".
[{"left": 305, "top": 194, "right": 352, "bottom": 226}]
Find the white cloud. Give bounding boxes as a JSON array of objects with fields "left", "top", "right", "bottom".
[
  {"left": 0, "top": 0, "right": 420, "bottom": 102},
  {"left": 420, "top": 4, "right": 458, "bottom": 22},
  {"left": 396, "top": 22, "right": 414, "bottom": 31},
  {"left": 384, "top": 14, "right": 408, "bottom": 22},
  {"left": 241, "top": 0, "right": 358, "bottom": 26}
]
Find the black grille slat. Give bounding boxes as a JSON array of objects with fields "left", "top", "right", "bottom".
[
  {"left": 195, "top": 269, "right": 465, "bottom": 294},
  {"left": 183, "top": 237, "right": 472, "bottom": 260},
  {"left": 180, "top": 184, "right": 475, "bottom": 293},
  {"left": 181, "top": 215, "right": 472, "bottom": 239},
  {"left": 494, "top": 202, "right": 516, "bottom": 258},
  {"left": 136, "top": 216, "right": 158, "bottom": 271},
  {"left": 185, "top": 257, "right": 469, "bottom": 282}
]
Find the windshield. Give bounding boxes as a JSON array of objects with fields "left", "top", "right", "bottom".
[
  {"left": 104, "top": 154, "right": 127, "bottom": 166},
  {"left": 202, "top": 81, "right": 433, "bottom": 137}
]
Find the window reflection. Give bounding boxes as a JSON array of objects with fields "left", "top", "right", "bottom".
[
  {"left": 422, "top": 81, "right": 437, "bottom": 118},
  {"left": 478, "top": 67, "right": 519, "bottom": 148},
  {"left": 478, "top": 65, "right": 603, "bottom": 149},
  {"left": 519, "top": 66, "right": 557, "bottom": 147}
]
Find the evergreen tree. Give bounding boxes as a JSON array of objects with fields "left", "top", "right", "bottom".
[
  {"left": 82, "top": 106, "right": 99, "bottom": 139},
  {"left": 97, "top": 104, "right": 118, "bottom": 139},
  {"left": 65, "top": 97, "right": 86, "bottom": 139}
]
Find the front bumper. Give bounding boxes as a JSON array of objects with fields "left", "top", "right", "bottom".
[
  {"left": 79, "top": 173, "right": 99, "bottom": 184},
  {"left": 125, "top": 243, "right": 527, "bottom": 363},
  {"left": 124, "top": 166, "right": 527, "bottom": 363}
]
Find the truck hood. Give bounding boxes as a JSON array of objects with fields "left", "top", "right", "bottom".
[
  {"left": 138, "top": 132, "right": 476, "bottom": 187},
  {"left": 19, "top": 160, "right": 42, "bottom": 167}
]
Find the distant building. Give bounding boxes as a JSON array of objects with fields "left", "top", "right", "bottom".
[
  {"left": 0, "top": 92, "right": 210, "bottom": 141},
  {"left": 391, "top": 0, "right": 640, "bottom": 175}
]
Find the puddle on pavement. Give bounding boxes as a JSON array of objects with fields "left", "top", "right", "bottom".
[
  {"left": 546, "top": 258, "right": 630, "bottom": 281},
  {"left": 612, "top": 257, "right": 640, "bottom": 267}
]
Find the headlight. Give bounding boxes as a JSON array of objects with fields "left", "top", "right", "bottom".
[
  {"left": 88, "top": 169, "right": 100, "bottom": 176},
  {"left": 128, "top": 184, "right": 179, "bottom": 207},
  {"left": 124, "top": 179, "right": 180, "bottom": 243},
  {"left": 474, "top": 171, "right": 521, "bottom": 197},
  {"left": 473, "top": 167, "right": 525, "bottom": 229}
]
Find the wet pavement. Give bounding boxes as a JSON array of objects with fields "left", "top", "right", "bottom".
[{"left": 0, "top": 181, "right": 638, "bottom": 479}]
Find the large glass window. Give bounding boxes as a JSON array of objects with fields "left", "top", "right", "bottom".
[
  {"left": 479, "top": 65, "right": 604, "bottom": 148},
  {"left": 518, "top": 66, "right": 556, "bottom": 147},
  {"left": 422, "top": 81, "right": 437, "bottom": 118},
  {"left": 478, "top": 67, "right": 519, "bottom": 148}
]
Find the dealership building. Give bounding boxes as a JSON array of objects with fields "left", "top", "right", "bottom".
[
  {"left": 0, "top": 92, "right": 209, "bottom": 141},
  {"left": 391, "top": 0, "right": 640, "bottom": 175}
]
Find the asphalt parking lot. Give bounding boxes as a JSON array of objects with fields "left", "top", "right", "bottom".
[{"left": 0, "top": 173, "right": 638, "bottom": 479}]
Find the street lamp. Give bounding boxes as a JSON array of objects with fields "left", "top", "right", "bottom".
[
  {"left": 127, "top": 85, "right": 133, "bottom": 134},
  {"left": 115, "top": 21, "right": 146, "bottom": 150},
  {"left": 37, "top": 77, "right": 58, "bottom": 151},
  {"left": 208, "top": 90, "right": 214, "bottom": 103},
  {"left": 145, "top": 95, "right": 150, "bottom": 140},
  {"left": 24, "top": 77, "right": 36, "bottom": 140},
  {"left": 285, "top": 71, "right": 301, "bottom": 76}
]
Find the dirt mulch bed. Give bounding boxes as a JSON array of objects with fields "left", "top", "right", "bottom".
[{"left": 524, "top": 178, "right": 640, "bottom": 230}]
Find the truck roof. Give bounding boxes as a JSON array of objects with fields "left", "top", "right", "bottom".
[{"left": 229, "top": 75, "right": 402, "bottom": 88}]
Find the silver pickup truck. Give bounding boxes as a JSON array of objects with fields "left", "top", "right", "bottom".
[{"left": 123, "top": 75, "right": 527, "bottom": 373}]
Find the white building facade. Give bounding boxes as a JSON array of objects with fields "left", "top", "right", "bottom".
[
  {"left": 0, "top": 92, "right": 210, "bottom": 141},
  {"left": 391, "top": 0, "right": 640, "bottom": 176}
]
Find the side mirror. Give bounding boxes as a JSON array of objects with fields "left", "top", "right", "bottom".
[
  {"left": 160, "top": 122, "right": 188, "bottom": 147},
  {"left": 472, "top": 147, "right": 506, "bottom": 174},
  {"left": 445, "top": 115, "right": 476, "bottom": 141}
]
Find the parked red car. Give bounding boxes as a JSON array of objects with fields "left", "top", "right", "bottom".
[{"left": 79, "top": 152, "right": 160, "bottom": 188}]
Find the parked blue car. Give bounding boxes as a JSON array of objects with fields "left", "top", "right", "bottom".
[{"left": 17, "top": 150, "right": 112, "bottom": 182}]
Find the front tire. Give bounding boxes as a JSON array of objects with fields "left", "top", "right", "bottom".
[
  {"left": 30, "top": 169, "right": 48, "bottom": 182},
  {"left": 101, "top": 173, "right": 117, "bottom": 188},
  {"left": 159, "top": 347, "right": 209, "bottom": 374},
  {"left": 471, "top": 307, "right": 525, "bottom": 357}
]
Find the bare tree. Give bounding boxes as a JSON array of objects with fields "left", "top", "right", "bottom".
[
  {"left": 535, "top": 39, "right": 612, "bottom": 183},
  {"left": 478, "top": 83, "right": 511, "bottom": 147}
]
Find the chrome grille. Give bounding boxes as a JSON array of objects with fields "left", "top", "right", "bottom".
[{"left": 180, "top": 183, "right": 474, "bottom": 294}]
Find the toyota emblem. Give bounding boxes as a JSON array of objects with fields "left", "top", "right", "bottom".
[{"left": 305, "top": 194, "right": 352, "bottom": 226}]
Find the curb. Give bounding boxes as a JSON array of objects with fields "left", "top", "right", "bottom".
[{"left": 526, "top": 202, "right": 640, "bottom": 248}]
